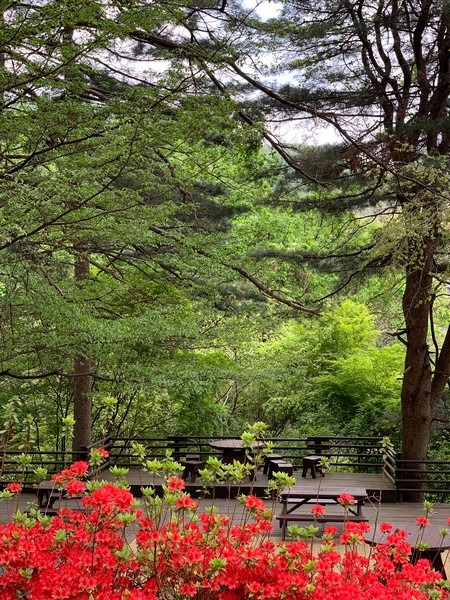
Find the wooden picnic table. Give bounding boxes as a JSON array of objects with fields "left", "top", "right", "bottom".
[
  {"left": 364, "top": 521, "right": 450, "bottom": 579},
  {"left": 35, "top": 481, "right": 87, "bottom": 516},
  {"left": 209, "top": 439, "right": 264, "bottom": 464},
  {"left": 36, "top": 481, "right": 61, "bottom": 509},
  {"left": 278, "top": 485, "right": 368, "bottom": 540}
]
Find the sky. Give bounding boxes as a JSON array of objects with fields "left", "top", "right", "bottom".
[{"left": 241, "top": 1, "right": 341, "bottom": 146}]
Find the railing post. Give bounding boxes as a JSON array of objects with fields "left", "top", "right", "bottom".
[
  {"left": 306, "top": 436, "right": 323, "bottom": 455},
  {"left": 167, "top": 436, "right": 184, "bottom": 462},
  {"left": 395, "top": 452, "right": 403, "bottom": 502}
]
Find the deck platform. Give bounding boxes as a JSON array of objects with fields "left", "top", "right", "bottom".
[{"left": 98, "top": 468, "right": 398, "bottom": 502}]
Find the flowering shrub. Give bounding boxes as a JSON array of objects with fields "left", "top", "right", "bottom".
[{"left": 0, "top": 465, "right": 448, "bottom": 599}]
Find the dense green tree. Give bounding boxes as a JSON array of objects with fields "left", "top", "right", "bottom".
[
  {"left": 4, "top": 0, "right": 449, "bottom": 494},
  {"left": 233, "top": 300, "right": 404, "bottom": 438},
  {"left": 0, "top": 0, "right": 271, "bottom": 451},
  {"left": 148, "top": 0, "right": 450, "bottom": 498},
  {"left": 257, "top": 2, "right": 450, "bottom": 500}
]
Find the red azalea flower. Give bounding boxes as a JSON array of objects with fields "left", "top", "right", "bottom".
[
  {"left": 344, "top": 521, "right": 371, "bottom": 535},
  {"left": 337, "top": 493, "right": 355, "bottom": 507},
  {"left": 83, "top": 483, "right": 134, "bottom": 512},
  {"left": 386, "top": 529, "right": 409, "bottom": 545},
  {"left": 175, "top": 495, "right": 198, "bottom": 510},
  {"left": 65, "top": 480, "right": 85, "bottom": 497},
  {"left": 380, "top": 522, "right": 393, "bottom": 533},
  {"left": 244, "top": 495, "right": 266, "bottom": 512},
  {"left": 178, "top": 582, "right": 197, "bottom": 597},
  {"left": 5, "top": 482, "right": 22, "bottom": 494},
  {"left": 311, "top": 503, "right": 325, "bottom": 516},
  {"left": 167, "top": 476, "right": 185, "bottom": 491},
  {"left": 0, "top": 478, "right": 446, "bottom": 599},
  {"left": 416, "top": 516, "right": 430, "bottom": 527},
  {"left": 323, "top": 525, "right": 339, "bottom": 536},
  {"left": 69, "top": 461, "right": 89, "bottom": 477}
]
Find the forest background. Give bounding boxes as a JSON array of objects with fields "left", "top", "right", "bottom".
[{"left": 1, "top": 0, "right": 450, "bottom": 484}]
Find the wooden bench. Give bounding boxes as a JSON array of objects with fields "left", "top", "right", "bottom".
[
  {"left": 268, "top": 460, "right": 294, "bottom": 479},
  {"left": 36, "top": 481, "right": 89, "bottom": 516},
  {"left": 278, "top": 511, "right": 368, "bottom": 540},
  {"left": 263, "top": 454, "right": 283, "bottom": 474},
  {"left": 278, "top": 485, "right": 368, "bottom": 540},
  {"left": 301, "top": 455, "right": 324, "bottom": 479},
  {"left": 36, "top": 481, "right": 64, "bottom": 509},
  {"left": 181, "top": 456, "right": 205, "bottom": 483}
]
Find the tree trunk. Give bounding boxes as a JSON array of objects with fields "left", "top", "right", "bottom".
[
  {"left": 400, "top": 230, "right": 450, "bottom": 501},
  {"left": 72, "top": 255, "right": 93, "bottom": 456},
  {"left": 72, "top": 355, "right": 93, "bottom": 455}
]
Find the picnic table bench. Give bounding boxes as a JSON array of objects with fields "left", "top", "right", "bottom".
[
  {"left": 36, "top": 481, "right": 88, "bottom": 516},
  {"left": 278, "top": 485, "right": 368, "bottom": 540},
  {"left": 364, "top": 521, "right": 450, "bottom": 579}
]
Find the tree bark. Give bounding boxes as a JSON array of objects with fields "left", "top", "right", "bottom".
[
  {"left": 72, "top": 355, "right": 93, "bottom": 455},
  {"left": 72, "top": 255, "right": 93, "bottom": 455},
  {"left": 400, "top": 227, "right": 450, "bottom": 500},
  {"left": 401, "top": 250, "right": 435, "bottom": 501}
]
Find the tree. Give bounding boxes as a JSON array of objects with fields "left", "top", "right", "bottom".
[
  {"left": 0, "top": 0, "right": 269, "bottom": 451},
  {"left": 5, "top": 0, "right": 450, "bottom": 497},
  {"left": 232, "top": 300, "right": 403, "bottom": 439},
  {"left": 125, "top": 0, "right": 450, "bottom": 494},
  {"left": 192, "top": 0, "right": 450, "bottom": 499}
]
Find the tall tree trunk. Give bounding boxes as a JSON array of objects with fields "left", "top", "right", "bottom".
[
  {"left": 73, "top": 355, "right": 93, "bottom": 454},
  {"left": 72, "top": 255, "right": 93, "bottom": 455},
  {"left": 401, "top": 231, "right": 450, "bottom": 500},
  {"left": 401, "top": 256, "right": 434, "bottom": 501}
]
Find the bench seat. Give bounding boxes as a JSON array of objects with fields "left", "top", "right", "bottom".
[
  {"left": 278, "top": 512, "right": 368, "bottom": 540},
  {"left": 283, "top": 497, "right": 339, "bottom": 505}
]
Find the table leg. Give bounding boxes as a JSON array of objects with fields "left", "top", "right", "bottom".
[
  {"left": 221, "top": 448, "right": 246, "bottom": 464},
  {"left": 37, "top": 490, "right": 46, "bottom": 509},
  {"left": 280, "top": 501, "right": 288, "bottom": 541}
]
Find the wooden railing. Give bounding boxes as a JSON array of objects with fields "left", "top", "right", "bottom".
[
  {"left": 0, "top": 436, "right": 114, "bottom": 489},
  {"left": 107, "top": 435, "right": 392, "bottom": 475},
  {"left": 395, "top": 458, "right": 450, "bottom": 502},
  {"left": 0, "top": 434, "right": 449, "bottom": 501},
  {"left": 301, "top": 436, "right": 397, "bottom": 480}
]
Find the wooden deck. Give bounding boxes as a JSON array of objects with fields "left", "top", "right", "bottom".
[
  {"left": 2, "top": 489, "right": 448, "bottom": 551},
  {"left": 99, "top": 468, "right": 399, "bottom": 502},
  {"left": 2, "top": 490, "right": 448, "bottom": 531}
]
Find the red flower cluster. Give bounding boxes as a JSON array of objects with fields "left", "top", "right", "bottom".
[
  {"left": 244, "top": 495, "right": 266, "bottom": 512},
  {"left": 167, "top": 476, "right": 185, "bottom": 491},
  {"left": 65, "top": 479, "right": 85, "bottom": 497},
  {"left": 311, "top": 503, "right": 325, "bottom": 516},
  {"left": 82, "top": 482, "right": 134, "bottom": 513},
  {"left": 0, "top": 463, "right": 447, "bottom": 599},
  {"left": 51, "top": 461, "right": 89, "bottom": 484},
  {"left": 5, "top": 483, "right": 22, "bottom": 494},
  {"left": 96, "top": 448, "right": 109, "bottom": 458},
  {"left": 337, "top": 493, "right": 355, "bottom": 508}
]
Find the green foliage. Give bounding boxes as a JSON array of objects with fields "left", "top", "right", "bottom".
[
  {"left": 310, "top": 344, "right": 404, "bottom": 438},
  {"left": 227, "top": 300, "right": 404, "bottom": 438},
  {"left": 1, "top": 0, "right": 441, "bottom": 458}
]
